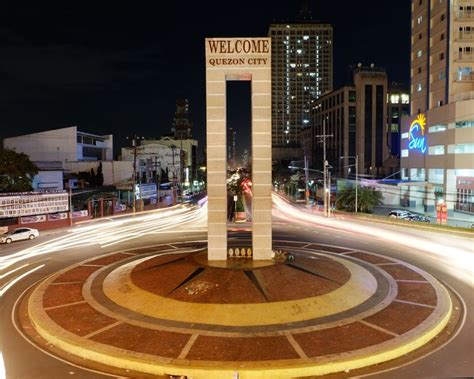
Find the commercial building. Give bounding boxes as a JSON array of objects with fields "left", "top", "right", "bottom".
[
  {"left": 400, "top": 0, "right": 474, "bottom": 217},
  {"left": 306, "top": 66, "right": 408, "bottom": 179},
  {"left": 269, "top": 5, "right": 333, "bottom": 163},
  {"left": 120, "top": 140, "right": 182, "bottom": 187},
  {"left": 3, "top": 126, "right": 113, "bottom": 162}
]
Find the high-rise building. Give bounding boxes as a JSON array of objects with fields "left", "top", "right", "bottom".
[
  {"left": 307, "top": 66, "right": 403, "bottom": 179},
  {"left": 269, "top": 4, "right": 333, "bottom": 163},
  {"left": 227, "top": 127, "right": 237, "bottom": 170},
  {"left": 387, "top": 82, "right": 411, "bottom": 158},
  {"left": 400, "top": 0, "right": 474, "bottom": 218},
  {"left": 171, "top": 98, "right": 193, "bottom": 140}
]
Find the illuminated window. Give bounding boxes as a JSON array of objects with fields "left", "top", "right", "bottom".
[
  {"left": 401, "top": 149, "right": 409, "bottom": 157},
  {"left": 429, "top": 124, "right": 447, "bottom": 133},
  {"left": 417, "top": 50, "right": 423, "bottom": 58},
  {"left": 455, "top": 120, "right": 474, "bottom": 128},
  {"left": 390, "top": 94, "right": 400, "bottom": 104},
  {"left": 401, "top": 94, "right": 410, "bottom": 104},
  {"left": 428, "top": 145, "right": 445, "bottom": 155},
  {"left": 402, "top": 132, "right": 409, "bottom": 139},
  {"left": 448, "top": 143, "right": 474, "bottom": 154},
  {"left": 417, "top": 83, "right": 423, "bottom": 92},
  {"left": 428, "top": 169, "right": 444, "bottom": 184},
  {"left": 417, "top": 16, "right": 423, "bottom": 24}
]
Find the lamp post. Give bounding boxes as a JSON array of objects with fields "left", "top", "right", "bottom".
[{"left": 340, "top": 155, "right": 358, "bottom": 213}]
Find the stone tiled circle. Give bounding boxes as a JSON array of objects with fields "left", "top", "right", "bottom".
[{"left": 25, "top": 240, "right": 452, "bottom": 378}]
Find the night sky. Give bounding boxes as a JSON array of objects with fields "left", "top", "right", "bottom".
[{"left": 1, "top": 1, "right": 410, "bottom": 158}]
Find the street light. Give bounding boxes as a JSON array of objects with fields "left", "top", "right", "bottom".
[{"left": 340, "top": 155, "right": 358, "bottom": 213}]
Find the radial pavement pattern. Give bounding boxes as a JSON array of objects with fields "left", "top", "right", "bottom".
[{"left": 24, "top": 240, "right": 452, "bottom": 378}]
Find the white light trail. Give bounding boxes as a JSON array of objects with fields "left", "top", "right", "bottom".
[
  {"left": 0, "top": 264, "right": 45, "bottom": 296},
  {"left": 0, "top": 352, "right": 5, "bottom": 379},
  {"left": 272, "top": 194, "right": 474, "bottom": 286},
  {"left": 1, "top": 204, "right": 207, "bottom": 272}
]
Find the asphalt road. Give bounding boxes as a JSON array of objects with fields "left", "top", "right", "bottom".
[{"left": 1, "top": 200, "right": 473, "bottom": 378}]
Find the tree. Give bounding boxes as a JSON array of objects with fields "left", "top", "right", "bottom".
[
  {"left": 90, "top": 168, "right": 96, "bottom": 187},
  {"left": 0, "top": 149, "right": 38, "bottom": 192},
  {"left": 96, "top": 162, "right": 104, "bottom": 187},
  {"left": 336, "top": 186, "right": 383, "bottom": 213}
]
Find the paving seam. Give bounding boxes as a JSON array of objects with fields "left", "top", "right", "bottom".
[
  {"left": 44, "top": 300, "right": 87, "bottom": 310},
  {"left": 83, "top": 321, "right": 122, "bottom": 339},
  {"left": 177, "top": 334, "right": 199, "bottom": 360},
  {"left": 393, "top": 299, "right": 436, "bottom": 308},
  {"left": 284, "top": 333, "right": 308, "bottom": 359},
  {"left": 358, "top": 319, "right": 400, "bottom": 337}
]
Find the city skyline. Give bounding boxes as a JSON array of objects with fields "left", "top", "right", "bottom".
[{"left": 1, "top": 1, "right": 410, "bottom": 155}]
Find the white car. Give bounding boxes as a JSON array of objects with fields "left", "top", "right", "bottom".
[
  {"left": 388, "top": 210, "right": 411, "bottom": 219},
  {"left": 1, "top": 228, "right": 39, "bottom": 244}
]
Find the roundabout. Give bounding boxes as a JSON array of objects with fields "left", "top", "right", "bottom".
[{"left": 19, "top": 239, "right": 454, "bottom": 378}]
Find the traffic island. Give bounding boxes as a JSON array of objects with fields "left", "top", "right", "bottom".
[{"left": 21, "top": 240, "right": 453, "bottom": 378}]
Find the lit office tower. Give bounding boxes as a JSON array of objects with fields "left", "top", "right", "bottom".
[
  {"left": 400, "top": 0, "right": 473, "bottom": 217},
  {"left": 269, "top": 2, "right": 333, "bottom": 162}
]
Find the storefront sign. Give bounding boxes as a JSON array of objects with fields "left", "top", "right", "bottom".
[
  {"left": 408, "top": 114, "right": 427, "bottom": 153},
  {"left": 0, "top": 191, "right": 69, "bottom": 218},
  {"left": 20, "top": 215, "right": 47, "bottom": 224}
]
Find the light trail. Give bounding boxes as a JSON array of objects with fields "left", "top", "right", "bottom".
[
  {"left": 0, "top": 352, "right": 5, "bottom": 379},
  {"left": 0, "top": 204, "right": 207, "bottom": 273},
  {"left": 0, "top": 264, "right": 45, "bottom": 296},
  {"left": 272, "top": 193, "right": 474, "bottom": 286}
]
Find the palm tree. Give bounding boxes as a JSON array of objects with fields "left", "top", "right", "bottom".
[{"left": 336, "top": 186, "right": 383, "bottom": 213}]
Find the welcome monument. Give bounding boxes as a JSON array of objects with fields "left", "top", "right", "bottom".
[{"left": 206, "top": 37, "right": 272, "bottom": 260}]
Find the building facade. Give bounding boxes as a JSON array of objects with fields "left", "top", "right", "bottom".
[
  {"left": 306, "top": 66, "right": 405, "bottom": 179},
  {"left": 140, "top": 137, "right": 198, "bottom": 191},
  {"left": 400, "top": 0, "right": 474, "bottom": 216},
  {"left": 120, "top": 141, "right": 182, "bottom": 187},
  {"left": 3, "top": 126, "right": 113, "bottom": 163},
  {"left": 269, "top": 20, "right": 333, "bottom": 163}
]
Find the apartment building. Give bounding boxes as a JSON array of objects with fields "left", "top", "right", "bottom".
[{"left": 401, "top": 0, "right": 474, "bottom": 216}]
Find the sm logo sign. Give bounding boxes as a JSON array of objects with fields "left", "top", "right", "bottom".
[{"left": 409, "top": 114, "right": 427, "bottom": 154}]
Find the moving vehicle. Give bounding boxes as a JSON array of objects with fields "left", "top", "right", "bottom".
[
  {"left": 0, "top": 227, "right": 39, "bottom": 244},
  {"left": 408, "top": 214, "right": 431, "bottom": 223},
  {"left": 388, "top": 210, "right": 411, "bottom": 219}
]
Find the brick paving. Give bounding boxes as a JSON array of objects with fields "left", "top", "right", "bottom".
[{"left": 23, "top": 241, "right": 452, "bottom": 378}]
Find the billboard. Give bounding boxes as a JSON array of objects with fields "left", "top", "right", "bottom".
[{"left": 0, "top": 191, "right": 69, "bottom": 218}]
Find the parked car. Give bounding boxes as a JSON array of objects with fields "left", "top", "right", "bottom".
[
  {"left": 0, "top": 228, "right": 39, "bottom": 244},
  {"left": 388, "top": 210, "right": 411, "bottom": 219},
  {"left": 408, "top": 214, "right": 431, "bottom": 223}
]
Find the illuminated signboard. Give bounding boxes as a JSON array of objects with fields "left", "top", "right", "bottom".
[
  {"left": 0, "top": 191, "right": 69, "bottom": 218},
  {"left": 408, "top": 114, "right": 427, "bottom": 153}
]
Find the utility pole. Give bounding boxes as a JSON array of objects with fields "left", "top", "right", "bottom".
[
  {"left": 126, "top": 135, "right": 144, "bottom": 213},
  {"left": 316, "top": 118, "right": 333, "bottom": 217},
  {"left": 155, "top": 156, "right": 161, "bottom": 208},
  {"left": 170, "top": 144, "right": 177, "bottom": 205}
]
